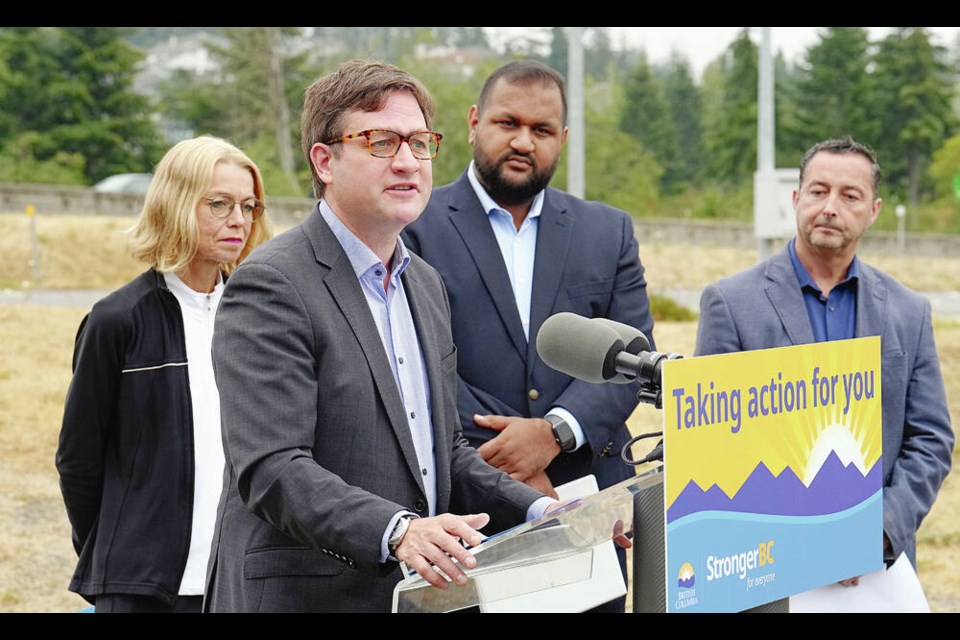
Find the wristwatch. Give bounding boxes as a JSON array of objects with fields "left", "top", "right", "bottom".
[
  {"left": 545, "top": 415, "right": 576, "bottom": 453},
  {"left": 388, "top": 515, "right": 414, "bottom": 556}
]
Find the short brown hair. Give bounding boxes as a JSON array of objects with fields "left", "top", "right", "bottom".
[{"left": 300, "top": 59, "right": 435, "bottom": 198}]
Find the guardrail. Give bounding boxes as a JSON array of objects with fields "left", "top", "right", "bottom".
[
  {"left": 633, "top": 217, "right": 960, "bottom": 258},
  {"left": 2, "top": 182, "right": 957, "bottom": 258},
  {"left": 0, "top": 181, "right": 317, "bottom": 221}
]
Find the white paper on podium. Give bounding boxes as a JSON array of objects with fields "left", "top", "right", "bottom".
[
  {"left": 478, "top": 474, "right": 627, "bottom": 613},
  {"left": 789, "top": 553, "right": 930, "bottom": 613}
]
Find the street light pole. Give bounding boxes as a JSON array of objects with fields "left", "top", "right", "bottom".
[
  {"left": 567, "top": 27, "right": 585, "bottom": 199},
  {"left": 756, "top": 27, "right": 776, "bottom": 260}
]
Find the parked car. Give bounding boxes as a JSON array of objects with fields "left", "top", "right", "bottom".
[{"left": 92, "top": 173, "right": 153, "bottom": 194}]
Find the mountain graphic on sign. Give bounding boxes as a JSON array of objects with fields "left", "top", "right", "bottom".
[{"left": 666, "top": 451, "right": 881, "bottom": 524}]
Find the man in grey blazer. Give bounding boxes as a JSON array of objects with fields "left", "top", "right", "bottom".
[
  {"left": 204, "top": 60, "right": 555, "bottom": 613},
  {"left": 695, "top": 137, "right": 953, "bottom": 576}
]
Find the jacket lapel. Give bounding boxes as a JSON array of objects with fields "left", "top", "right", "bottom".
[
  {"left": 764, "top": 248, "right": 816, "bottom": 346},
  {"left": 305, "top": 209, "right": 426, "bottom": 493},
  {"left": 447, "top": 175, "right": 528, "bottom": 359},
  {"left": 856, "top": 264, "right": 887, "bottom": 339},
  {"left": 528, "top": 192, "right": 572, "bottom": 362}
]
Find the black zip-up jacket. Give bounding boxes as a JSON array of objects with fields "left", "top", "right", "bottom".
[{"left": 56, "top": 269, "right": 201, "bottom": 605}]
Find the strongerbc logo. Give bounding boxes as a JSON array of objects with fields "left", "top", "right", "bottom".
[{"left": 678, "top": 562, "right": 696, "bottom": 588}]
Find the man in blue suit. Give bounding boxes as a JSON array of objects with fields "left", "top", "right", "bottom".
[
  {"left": 695, "top": 137, "right": 953, "bottom": 578},
  {"left": 403, "top": 60, "right": 656, "bottom": 611}
]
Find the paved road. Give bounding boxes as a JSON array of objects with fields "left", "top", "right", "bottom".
[
  {"left": 0, "top": 289, "right": 112, "bottom": 308},
  {"left": 5, "top": 287, "right": 960, "bottom": 318}
]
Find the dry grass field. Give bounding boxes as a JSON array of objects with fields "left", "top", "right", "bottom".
[{"left": 1, "top": 212, "right": 958, "bottom": 613}]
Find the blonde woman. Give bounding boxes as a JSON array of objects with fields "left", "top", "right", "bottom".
[{"left": 56, "top": 136, "right": 273, "bottom": 613}]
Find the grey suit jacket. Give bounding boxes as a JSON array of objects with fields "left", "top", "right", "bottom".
[
  {"left": 204, "top": 206, "right": 543, "bottom": 612},
  {"left": 402, "top": 171, "right": 656, "bottom": 491},
  {"left": 695, "top": 244, "right": 953, "bottom": 568}
]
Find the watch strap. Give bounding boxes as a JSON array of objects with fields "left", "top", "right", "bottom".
[
  {"left": 545, "top": 414, "right": 576, "bottom": 452},
  {"left": 388, "top": 514, "right": 415, "bottom": 555}
]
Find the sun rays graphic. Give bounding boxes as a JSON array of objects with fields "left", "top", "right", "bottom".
[{"left": 663, "top": 337, "right": 882, "bottom": 507}]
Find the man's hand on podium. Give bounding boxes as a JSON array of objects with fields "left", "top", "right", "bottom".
[
  {"left": 395, "top": 513, "right": 489, "bottom": 589},
  {"left": 612, "top": 518, "right": 633, "bottom": 550},
  {"left": 544, "top": 499, "right": 633, "bottom": 550}
]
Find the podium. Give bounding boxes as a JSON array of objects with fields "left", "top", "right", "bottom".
[
  {"left": 629, "top": 471, "right": 787, "bottom": 614},
  {"left": 392, "top": 466, "right": 789, "bottom": 613},
  {"left": 393, "top": 469, "right": 663, "bottom": 613},
  {"left": 412, "top": 315, "right": 883, "bottom": 613}
]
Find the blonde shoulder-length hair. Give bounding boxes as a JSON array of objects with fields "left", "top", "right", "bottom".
[{"left": 128, "top": 135, "right": 273, "bottom": 275}]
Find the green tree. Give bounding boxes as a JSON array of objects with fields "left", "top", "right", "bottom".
[
  {"left": 619, "top": 53, "right": 679, "bottom": 192},
  {"left": 555, "top": 79, "right": 662, "bottom": 215},
  {"left": 702, "top": 28, "right": 758, "bottom": 185},
  {"left": 436, "top": 27, "right": 489, "bottom": 49},
  {"left": 160, "top": 28, "right": 315, "bottom": 197},
  {"left": 0, "top": 27, "right": 162, "bottom": 185},
  {"left": 584, "top": 28, "right": 621, "bottom": 80},
  {"left": 929, "top": 132, "right": 960, "bottom": 200},
  {"left": 544, "top": 28, "right": 622, "bottom": 83},
  {"left": 870, "top": 27, "right": 957, "bottom": 205},
  {"left": 660, "top": 53, "right": 705, "bottom": 189},
  {"left": 784, "top": 28, "right": 874, "bottom": 154},
  {"left": 127, "top": 27, "right": 208, "bottom": 49},
  {"left": 546, "top": 27, "right": 569, "bottom": 77},
  {"left": 158, "top": 68, "right": 224, "bottom": 139},
  {"left": 208, "top": 28, "right": 304, "bottom": 190}
]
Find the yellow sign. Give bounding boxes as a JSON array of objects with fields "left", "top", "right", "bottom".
[
  {"left": 664, "top": 337, "right": 882, "bottom": 506},
  {"left": 662, "top": 337, "right": 883, "bottom": 612}
]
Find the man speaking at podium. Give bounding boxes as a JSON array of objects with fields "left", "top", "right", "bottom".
[
  {"left": 205, "top": 60, "right": 555, "bottom": 613},
  {"left": 695, "top": 138, "right": 953, "bottom": 586},
  {"left": 403, "top": 60, "right": 656, "bottom": 612}
]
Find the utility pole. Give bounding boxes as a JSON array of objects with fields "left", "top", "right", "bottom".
[
  {"left": 753, "top": 27, "right": 796, "bottom": 262},
  {"left": 566, "top": 27, "right": 585, "bottom": 199},
  {"left": 756, "top": 27, "right": 775, "bottom": 260}
]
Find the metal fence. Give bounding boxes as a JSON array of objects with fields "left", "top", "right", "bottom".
[{"left": 2, "top": 182, "right": 957, "bottom": 258}]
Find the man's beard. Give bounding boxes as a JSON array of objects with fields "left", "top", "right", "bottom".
[{"left": 474, "top": 147, "right": 558, "bottom": 206}]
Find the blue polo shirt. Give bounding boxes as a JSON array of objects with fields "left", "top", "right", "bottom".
[{"left": 788, "top": 238, "right": 859, "bottom": 342}]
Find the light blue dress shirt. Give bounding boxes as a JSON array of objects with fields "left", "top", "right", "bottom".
[
  {"left": 320, "top": 202, "right": 552, "bottom": 562},
  {"left": 467, "top": 163, "right": 586, "bottom": 451}
]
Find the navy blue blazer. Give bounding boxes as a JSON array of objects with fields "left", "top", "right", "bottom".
[
  {"left": 695, "top": 244, "right": 954, "bottom": 568},
  {"left": 402, "top": 171, "right": 656, "bottom": 490}
]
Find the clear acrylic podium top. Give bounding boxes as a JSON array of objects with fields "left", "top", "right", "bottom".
[{"left": 392, "top": 467, "right": 664, "bottom": 613}]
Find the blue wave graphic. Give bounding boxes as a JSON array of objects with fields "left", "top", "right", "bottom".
[{"left": 666, "top": 493, "right": 884, "bottom": 613}]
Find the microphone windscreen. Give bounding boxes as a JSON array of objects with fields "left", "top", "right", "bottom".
[
  {"left": 591, "top": 317, "right": 650, "bottom": 354},
  {"left": 536, "top": 312, "right": 623, "bottom": 383}
]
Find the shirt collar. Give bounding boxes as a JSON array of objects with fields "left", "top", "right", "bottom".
[
  {"left": 162, "top": 270, "right": 224, "bottom": 309},
  {"left": 467, "top": 160, "right": 545, "bottom": 222},
  {"left": 319, "top": 199, "right": 411, "bottom": 282},
  {"left": 788, "top": 237, "right": 860, "bottom": 292}
]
